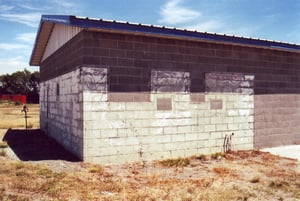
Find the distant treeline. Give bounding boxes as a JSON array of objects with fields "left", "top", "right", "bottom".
[{"left": 0, "top": 69, "right": 40, "bottom": 103}]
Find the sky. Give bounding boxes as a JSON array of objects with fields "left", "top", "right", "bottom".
[{"left": 0, "top": 0, "right": 299, "bottom": 75}]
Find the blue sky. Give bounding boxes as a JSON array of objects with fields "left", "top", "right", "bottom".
[{"left": 0, "top": 0, "right": 299, "bottom": 75}]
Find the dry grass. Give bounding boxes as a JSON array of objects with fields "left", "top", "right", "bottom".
[
  {"left": 0, "top": 151, "right": 300, "bottom": 200},
  {"left": 0, "top": 141, "right": 8, "bottom": 149},
  {"left": 1, "top": 104, "right": 300, "bottom": 200},
  {"left": 0, "top": 159, "right": 123, "bottom": 201},
  {"left": 158, "top": 157, "right": 191, "bottom": 167},
  {"left": 0, "top": 104, "right": 39, "bottom": 129}
]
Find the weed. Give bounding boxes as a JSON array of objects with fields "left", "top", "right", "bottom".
[
  {"left": 7, "top": 194, "right": 30, "bottom": 201},
  {"left": 0, "top": 149, "right": 6, "bottom": 156},
  {"left": 88, "top": 165, "right": 104, "bottom": 175},
  {"left": 269, "top": 180, "right": 289, "bottom": 188},
  {"left": 38, "top": 168, "right": 54, "bottom": 178},
  {"left": 200, "top": 189, "right": 237, "bottom": 201},
  {"left": 158, "top": 157, "right": 190, "bottom": 167},
  {"left": 27, "top": 123, "right": 33, "bottom": 129},
  {"left": 181, "top": 194, "right": 193, "bottom": 201},
  {"left": 211, "top": 152, "right": 224, "bottom": 160},
  {"left": 14, "top": 101, "right": 22, "bottom": 106},
  {"left": 213, "top": 167, "right": 231, "bottom": 174},
  {"left": 15, "top": 169, "right": 31, "bottom": 177},
  {"left": 102, "top": 178, "right": 122, "bottom": 192},
  {"left": 193, "top": 178, "right": 215, "bottom": 188},
  {"left": 128, "top": 191, "right": 155, "bottom": 201},
  {"left": 250, "top": 176, "right": 260, "bottom": 183},
  {"left": 195, "top": 154, "right": 208, "bottom": 161},
  {"left": 14, "top": 162, "right": 25, "bottom": 170},
  {"left": 0, "top": 141, "right": 8, "bottom": 149}
]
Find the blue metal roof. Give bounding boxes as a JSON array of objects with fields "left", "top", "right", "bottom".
[{"left": 30, "top": 15, "right": 300, "bottom": 66}]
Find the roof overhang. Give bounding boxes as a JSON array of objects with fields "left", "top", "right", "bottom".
[
  {"left": 30, "top": 15, "right": 300, "bottom": 66},
  {"left": 30, "top": 15, "right": 73, "bottom": 66}
]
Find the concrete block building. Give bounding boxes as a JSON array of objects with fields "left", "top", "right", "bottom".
[{"left": 30, "top": 15, "right": 300, "bottom": 164}]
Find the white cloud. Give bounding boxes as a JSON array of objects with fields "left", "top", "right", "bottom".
[
  {"left": 16, "top": 33, "right": 36, "bottom": 43},
  {"left": 0, "top": 5, "right": 14, "bottom": 11},
  {"left": 0, "top": 13, "right": 41, "bottom": 27},
  {"left": 0, "top": 43, "right": 29, "bottom": 51},
  {"left": 50, "top": 0, "right": 78, "bottom": 10},
  {"left": 17, "top": 4, "right": 40, "bottom": 11},
  {"left": 0, "top": 0, "right": 82, "bottom": 27},
  {"left": 185, "top": 20, "right": 223, "bottom": 33},
  {"left": 185, "top": 19, "right": 260, "bottom": 39},
  {"left": 159, "top": 0, "right": 201, "bottom": 25},
  {"left": 0, "top": 56, "right": 36, "bottom": 75}
]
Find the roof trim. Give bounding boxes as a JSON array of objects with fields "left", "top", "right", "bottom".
[{"left": 30, "top": 15, "right": 300, "bottom": 66}]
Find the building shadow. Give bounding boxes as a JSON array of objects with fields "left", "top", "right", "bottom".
[{"left": 2, "top": 129, "right": 79, "bottom": 162}]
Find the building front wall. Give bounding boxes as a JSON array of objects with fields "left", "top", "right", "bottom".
[
  {"left": 83, "top": 91, "right": 254, "bottom": 164},
  {"left": 40, "top": 29, "right": 300, "bottom": 163}
]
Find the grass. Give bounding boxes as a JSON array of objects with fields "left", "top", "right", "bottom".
[
  {"left": 158, "top": 157, "right": 191, "bottom": 167},
  {"left": 0, "top": 149, "right": 6, "bottom": 156},
  {"left": 0, "top": 104, "right": 300, "bottom": 200},
  {"left": 88, "top": 164, "right": 105, "bottom": 175},
  {"left": 0, "top": 141, "right": 8, "bottom": 157},
  {"left": 0, "top": 104, "right": 39, "bottom": 129},
  {"left": 0, "top": 151, "right": 300, "bottom": 200},
  {"left": 0, "top": 159, "right": 124, "bottom": 200},
  {"left": 0, "top": 141, "right": 8, "bottom": 149},
  {"left": 250, "top": 176, "right": 260, "bottom": 183},
  {"left": 211, "top": 152, "right": 225, "bottom": 160},
  {"left": 195, "top": 154, "right": 209, "bottom": 161}
]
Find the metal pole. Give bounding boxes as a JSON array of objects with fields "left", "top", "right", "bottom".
[
  {"left": 22, "top": 105, "right": 28, "bottom": 130},
  {"left": 25, "top": 111, "right": 27, "bottom": 130}
]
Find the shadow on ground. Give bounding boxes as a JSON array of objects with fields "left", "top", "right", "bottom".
[{"left": 2, "top": 129, "right": 79, "bottom": 162}]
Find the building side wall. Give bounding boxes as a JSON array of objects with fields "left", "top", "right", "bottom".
[
  {"left": 40, "top": 68, "right": 83, "bottom": 159},
  {"left": 254, "top": 94, "right": 300, "bottom": 148}
]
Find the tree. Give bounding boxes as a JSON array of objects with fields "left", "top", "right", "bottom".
[{"left": 0, "top": 69, "right": 40, "bottom": 103}]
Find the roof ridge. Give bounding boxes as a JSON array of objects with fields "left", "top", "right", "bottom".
[{"left": 69, "top": 15, "right": 299, "bottom": 47}]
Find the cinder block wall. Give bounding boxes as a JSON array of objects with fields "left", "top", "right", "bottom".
[
  {"left": 82, "top": 68, "right": 254, "bottom": 163},
  {"left": 40, "top": 30, "right": 300, "bottom": 162},
  {"left": 83, "top": 91, "right": 254, "bottom": 164},
  {"left": 40, "top": 69, "right": 84, "bottom": 159},
  {"left": 254, "top": 94, "right": 300, "bottom": 148}
]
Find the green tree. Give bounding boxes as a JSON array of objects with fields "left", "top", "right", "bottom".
[{"left": 0, "top": 69, "right": 40, "bottom": 103}]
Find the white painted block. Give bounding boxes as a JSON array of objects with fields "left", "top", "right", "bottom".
[{"left": 203, "top": 125, "right": 216, "bottom": 132}]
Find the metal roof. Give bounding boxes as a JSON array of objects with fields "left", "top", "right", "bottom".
[{"left": 30, "top": 15, "right": 300, "bottom": 66}]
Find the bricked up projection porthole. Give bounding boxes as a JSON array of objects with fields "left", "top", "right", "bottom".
[
  {"left": 81, "top": 67, "right": 108, "bottom": 91},
  {"left": 151, "top": 70, "right": 190, "bottom": 111},
  {"left": 205, "top": 72, "right": 254, "bottom": 94},
  {"left": 151, "top": 70, "right": 191, "bottom": 93}
]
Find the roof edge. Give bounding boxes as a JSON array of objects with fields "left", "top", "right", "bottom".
[{"left": 30, "top": 15, "right": 300, "bottom": 66}]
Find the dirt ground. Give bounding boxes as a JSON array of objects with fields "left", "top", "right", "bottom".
[{"left": 1, "top": 104, "right": 300, "bottom": 200}]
